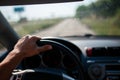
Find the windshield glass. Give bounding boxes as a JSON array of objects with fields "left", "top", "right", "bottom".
[{"left": 0, "top": 0, "right": 120, "bottom": 37}]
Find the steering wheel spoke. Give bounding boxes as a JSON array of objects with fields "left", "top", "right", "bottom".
[{"left": 11, "top": 68, "right": 76, "bottom": 80}]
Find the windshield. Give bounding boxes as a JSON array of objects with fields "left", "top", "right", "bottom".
[{"left": 0, "top": 0, "right": 120, "bottom": 37}]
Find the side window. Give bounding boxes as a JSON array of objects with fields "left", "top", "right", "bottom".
[{"left": 0, "top": 44, "right": 7, "bottom": 54}]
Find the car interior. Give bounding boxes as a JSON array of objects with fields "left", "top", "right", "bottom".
[{"left": 0, "top": 0, "right": 120, "bottom": 80}]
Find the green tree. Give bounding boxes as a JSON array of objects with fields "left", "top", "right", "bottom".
[
  {"left": 76, "top": 5, "right": 90, "bottom": 18},
  {"left": 76, "top": 0, "right": 120, "bottom": 18}
]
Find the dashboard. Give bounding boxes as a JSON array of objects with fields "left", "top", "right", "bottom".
[
  {"left": 69, "top": 36, "right": 120, "bottom": 80},
  {"left": 21, "top": 36, "right": 120, "bottom": 80}
]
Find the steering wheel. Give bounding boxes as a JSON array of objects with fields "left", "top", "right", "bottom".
[{"left": 12, "top": 39, "right": 85, "bottom": 80}]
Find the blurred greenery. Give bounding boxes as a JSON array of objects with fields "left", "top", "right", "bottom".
[
  {"left": 76, "top": 0, "right": 120, "bottom": 18},
  {"left": 80, "top": 9, "right": 120, "bottom": 35},
  {"left": 76, "top": 0, "right": 120, "bottom": 35},
  {"left": 12, "top": 18, "right": 63, "bottom": 36}
]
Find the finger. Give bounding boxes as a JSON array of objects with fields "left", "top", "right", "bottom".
[
  {"left": 22, "top": 35, "right": 30, "bottom": 42},
  {"left": 23, "top": 35, "right": 31, "bottom": 39},
  {"left": 37, "top": 45, "right": 52, "bottom": 53},
  {"left": 30, "top": 36, "right": 41, "bottom": 42},
  {"left": 18, "top": 35, "right": 29, "bottom": 42}
]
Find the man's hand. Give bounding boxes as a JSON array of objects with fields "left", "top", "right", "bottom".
[
  {"left": 13, "top": 35, "right": 52, "bottom": 58},
  {"left": 0, "top": 35, "right": 52, "bottom": 80}
]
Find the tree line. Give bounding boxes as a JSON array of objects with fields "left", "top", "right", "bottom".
[{"left": 76, "top": 0, "right": 120, "bottom": 18}]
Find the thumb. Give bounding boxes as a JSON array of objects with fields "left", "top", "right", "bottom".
[{"left": 37, "top": 45, "right": 52, "bottom": 53}]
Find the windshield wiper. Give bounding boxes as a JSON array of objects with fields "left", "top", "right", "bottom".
[{"left": 61, "top": 33, "right": 94, "bottom": 38}]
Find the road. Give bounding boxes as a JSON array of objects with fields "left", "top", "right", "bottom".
[
  {"left": 34, "top": 18, "right": 95, "bottom": 37},
  {"left": 0, "top": 18, "right": 95, "bottom": 53}
]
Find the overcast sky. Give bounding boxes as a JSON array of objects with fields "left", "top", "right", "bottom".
[{"left": 0, "top": 0, "right": 97, "bottom": 21}]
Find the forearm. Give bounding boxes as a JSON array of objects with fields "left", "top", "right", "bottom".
[
  {"left": 0, "top": 50, "right": 24, "bottom": 80},
  {"left": 0, "top": 35, "right": 52, "bottom": 80}
]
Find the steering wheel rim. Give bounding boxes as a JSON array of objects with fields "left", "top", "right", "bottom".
[{"left": 20, "top": 39, "right": 85, "bottom": 80}]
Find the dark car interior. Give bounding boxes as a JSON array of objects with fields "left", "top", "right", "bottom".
[{"left": 0, "top": 0, "right": 120, "bottom": 80}]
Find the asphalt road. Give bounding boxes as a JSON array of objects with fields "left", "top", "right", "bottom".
[{"left": 34, "top": 18, "right": 95, "bottom": 37}]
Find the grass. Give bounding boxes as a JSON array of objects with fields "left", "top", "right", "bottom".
[
  {"left": 80, "top": 14, "right": 120, "bottom": 35},
  {"left": 12, "top": 18, "right": 63, "bottom": 36}
]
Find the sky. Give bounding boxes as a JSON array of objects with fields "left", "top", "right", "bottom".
[{"left": 0, "top": 0, "right": 97, "bottom": 21}]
